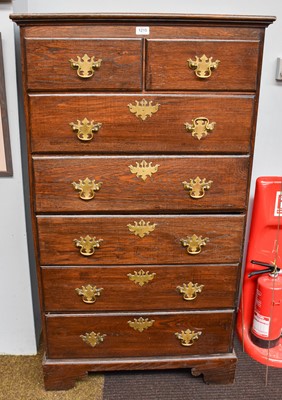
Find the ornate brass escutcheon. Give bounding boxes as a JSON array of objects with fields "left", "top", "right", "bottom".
[
  {"left": 184, "top": 117, "right": 215, "bottom": 140},
  {"left": 128, "top": 99, "right": 160, "bottom": 121},
  {"left": 69, "top": 54, "right": 102, "bottom": 78},
  {"left": 74, "top": 235, "right": 103, "bottom": 256},
  {"left": 70, "top": 118, "right": 102, "bottom": 142},
  {"left": 128, "top": 317, "right": 155, "bottom": 332},
  {"left": 177, "top": 282, "right": 204, "bottom": 301},
  {"left": 180, "top": 234, "right": 209, "bottom": 255},
  {"left": 187, "top": 54, "right": 220, "bottom": 79},
  {"left": 80, "top": 331, "right": 106, "bottom": 347},
  {"left": 72, "top": 178, "right": 103, "bottom": 201},
  {"left": 129, "top": 160, "right": 160, "bottom": 181},
  {"left": 127, "top": 269, "right": 156, "bottom": 286},
  {"left": 182, "top": 177, "right": 213, "bottom": 199},
  {"left": 127, "top": 220, "right": 157, "bottom": 238},
  {"left": 175, "top": 329, "right": 202, "bottom": 346},
  {"left": 75, "top": 284, "right": 104, "bottom": 304}
]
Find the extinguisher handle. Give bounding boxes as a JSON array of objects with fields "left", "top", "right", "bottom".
[
  {"left": 248, "top": 268, "right": 274, "bottom": 278},
  {"left": 250, "top": 260, "right": 276, "bottom": 268}
]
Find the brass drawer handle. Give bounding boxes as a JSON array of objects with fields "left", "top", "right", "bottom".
[
  {"left": 70, "top": 118, "right": 102, "bottom": 142},
  {"left": 69, "top": 54, "right": 102, "bottom": 78},
  {"left": 175, "top": 329, "right": 202, "bottom": 346},
  {"left": 129, "top": 160, "right": 160, "bottom": 181},
  {"left": 182, "top": 177, "right": 212, "bottom": 199},
  {"left": 74, "top": 235, "right": 103, "bottom": 256},
  {"left": 127, "top": 269, "right": 156, "bottom": 286},
  {"left": 72, "top": 178, "right": 102, "bottom": 201},
  {"left": 184, "top": 117, "right": 215, "bottom": 140},
  {"left": 177, "top": 282, "right": 204, "bottom": 301},
  {"left": 188, "top": 54, "right": 220, "bottom": 79},
  {"left": 75, "top": 284, "right": 103, "bottom": 304},
  {"left": 128, "top": 98, "right": 160, "bottom": 121},
  {"left": 180, "top": 234, "right": 209, "bottom": 255},
  {"left": 80, "top": 331, "right": 106, "bottom": 347},
  {"left": 127, "top": 220, "right": 157, "bottom": 238},
  {"left": 128, "top": 317, "right": 155, "bottom": 332}
]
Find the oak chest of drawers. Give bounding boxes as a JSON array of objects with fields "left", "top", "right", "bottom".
[{"left": 11, "top": 13, "right": 275, "bottom": 390}]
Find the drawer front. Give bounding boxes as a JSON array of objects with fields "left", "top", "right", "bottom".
[
  {"left": 24, "top": 39, "right": 142, "bottom": 91},
  {"left": 29, "top": 94, "right": 254, "bottom": 154},
  {"left": 42, "top": 264, "right": 238, "bottom": 312},
  {"left": 146, "top": 40, "right": 259, "bottom": 91},
  {"left": 37, "top": 215, "right": 245, "bottom": 265},
  {"left": 33, "top": 156, "right": 249, "bottom": 213},
  {"left": 46, "top": 312, "right": 233, "bottom": 358}
]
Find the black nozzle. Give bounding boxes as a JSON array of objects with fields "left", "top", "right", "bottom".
[{"left": 248, "top": 259, "right": 280, "bottom": 278}]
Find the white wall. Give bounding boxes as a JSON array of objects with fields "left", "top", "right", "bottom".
[{"left": 1, "top": 0, "right": 281, "bottom": 354}]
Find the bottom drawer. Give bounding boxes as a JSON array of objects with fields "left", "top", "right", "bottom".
[{"left": 46, "top": 311, "right": 233, "bottom": 359}]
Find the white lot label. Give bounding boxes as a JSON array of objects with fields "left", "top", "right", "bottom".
[
  {"left": 252, "top": 312, "right": 270, "bottom": 337},
  {"left": 136, "top": 26, "right": 150, "bottom": 35},
  {"left": 274, "top": 191, "right": 282, "bottom": 216}
]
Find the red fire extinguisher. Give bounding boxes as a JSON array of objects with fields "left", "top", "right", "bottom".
[{"left": 249, "top": 260, "right": 282, "bottom": 348}]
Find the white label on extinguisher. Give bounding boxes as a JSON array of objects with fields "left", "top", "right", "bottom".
[
  {"left": 252, "top": 312, "right": 270, "bottom": 337},
  {"left": 274, "top": 191, "right": 282, "bottom": 216}
]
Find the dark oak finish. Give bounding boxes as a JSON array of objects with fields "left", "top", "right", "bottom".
[
  {"left": 10, "top": 13, "right": 274, "bottom": 390},
  {"left": 45, "top": 311, "right": 233, "bottom": 358},
  {"left": 33, "top": 156, "right": 249, "bottom": 213},
  {"left": 42, "top": 264, "right": 238, "bottom": 311},
  {"left": 37, "top": 215, "right": 245, "bottom": 265},
  {"left": 29, "top": 94, "right": 254, "bottom": 154}
]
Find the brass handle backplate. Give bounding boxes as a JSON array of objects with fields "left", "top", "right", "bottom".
[
  {"left": 129, "top": 160, "right": 160, "bottom": 181},
  {"left": 128, "top": 317, "right": 155, "bottom": 332},
  {"left": 70, "top": 118, "right": 102, "bottom": 141},
  {"left": 184, "top": 117, "right": 215, "bottom": 140},
  {"left": 177, "top": 282, "right": 204, "bottom": 301},
  {"left": 74, "top": 235, "right": 103, "bottom": 256},
  {"left": 127, "top": 220, "right": 157, "bottom": 238},
  {"left": 128, "top": 98, "right": 160, "bottom": 121},
  {"left": 69, "top": 54, "right": 102, "bottom": 78},
  {"left": 72, "top": 178, "right": 102, "bottom": 200},
  {"left": 182, "top": 177, "right": 213, "bottom": 199},
  {"left": 80, "top": 331, "right": 106, "bottom": 347},
  {"left": 175, "top": 329, "right": 202, "bottom": 346},
  {"left": 127, "top": 269, "right": 156, "bottom": 286},
  {"left": 187, "top": 54, "right": 220, "bottom": 79},
  {"left": 75, "top": 284, "right": 103, "bottom": 304},
  {"left": 180, "top": 234, "right": 209, "bottom": 255}
]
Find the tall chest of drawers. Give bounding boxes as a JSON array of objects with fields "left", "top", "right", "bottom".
[{"left": 11, "top": 13, "right": 274, "bottom": 390}]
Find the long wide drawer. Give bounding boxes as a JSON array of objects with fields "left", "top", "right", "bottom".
[
  {"left": 146, "top": 39, "right": 259, "bottom": 91},
  {"left": 45, "top": 311, "right": 234, "bottom": 359},
  {"left": 28, "top": 94, "right": 254, "bottom": 154},
  {"left": 37, "top": 215, "right": 245, "bottom": 265},
  {"left": 24, "top": 38, "right": 142, "bottom": 91},
  {"left": 33, "top": 156, "right": 249, "bottom": 213},
  {"left": 42, "top": 264, "right": 238, "bottom": 311}
]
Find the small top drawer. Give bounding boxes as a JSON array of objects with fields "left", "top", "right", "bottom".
[
  {"left": 24, "top": 38, "right": 142, "bottom": 91},
  {"left": 146, "top": 39, "right": 259, "bottom": 91}
]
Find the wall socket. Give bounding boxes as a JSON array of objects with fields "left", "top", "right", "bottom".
[{"left": 276, "top": 58, "right": 282, "bottom": 81}]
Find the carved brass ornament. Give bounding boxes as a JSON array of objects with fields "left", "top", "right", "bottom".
[
  {"left": 129, "top": 160, "right": 160, "bottom": 181},
  {"left": 70, "top": 118, "right": 102, "bottom": 142},
  {"left": 128, "top": 317, "right": 155, "bottom": 332},
  {"left": 175, "top": 329, "right": 202, "bottom": 346},
  {"left": 127, "top": 269, "right": 156, "bottom": 286},
  {"left": 80, "top": 331, "right": 106, "bottom": 347},
  {"left": 127, "top": 220, "right": 157, "bottom": 238},
  {"left": 187, "top": 54, "right": 220, "bottom": 79},
  {"left": 69, "top": 54, "right": 102, "bottom": 78},
  {"left": 184, "top": 117, "right": 215, "bottom": 140},
  {"left": 74, "top": 235, "right": 103, "bottom": 256},
  {"left": 180, "top": 234, "right": 209, "bottom": 255},
  {"left": 182, "top": 177, "right": 213, "bottom": 199},
  {"left": 75, "top": 284, "right": 103, "bottom": 304},
  {"left": 128, "top": 99, "right": 160, "bottom": 121},
  {"left": 177, "top": 282, "right": 204, "bottom": 301},
  {"left": 72, "top": 178, "right": 102, "bottom": 201}
]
